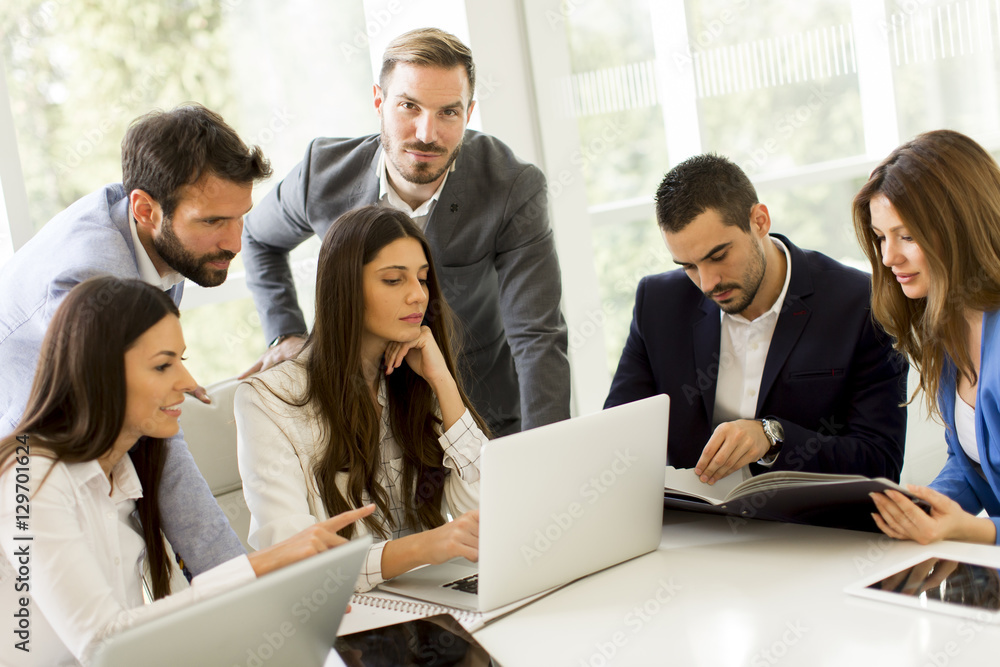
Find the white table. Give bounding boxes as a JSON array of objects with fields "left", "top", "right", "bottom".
[{"left": 473, "top": 510, "right": 1000, "bottom": 666}]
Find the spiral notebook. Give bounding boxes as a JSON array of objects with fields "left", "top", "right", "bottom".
[{"left": 338, "top": 586, "right": 555, "bottom": 636}]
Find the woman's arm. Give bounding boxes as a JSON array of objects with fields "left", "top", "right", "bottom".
[
  {"left": 235, "top": 380, "right": 322, "bottom": 548},
  {"left": 871, "top": 485, "right": 998, "bottom": 545},
  {"left": 0, "top": 459, "right": 254, "bottom": 663},
  {"left": 383, "top": 326, "right": 468, "bottom": 431}
]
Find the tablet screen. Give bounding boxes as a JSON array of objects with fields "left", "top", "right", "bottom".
[
  {"left": 866, "top": 557, "right": 1000, "bottom": 613},
  {"left": 334, "top": 614, "right": 493, "bottom": 666}
]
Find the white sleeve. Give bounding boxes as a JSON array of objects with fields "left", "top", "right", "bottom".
[
  {"left": 0, "top": 463, "right": 255, "bottom": 664},
  {"left": 439, "top": 409, "right": 486, "bottom": 517},
  {"left": 235, "top": 382, "right": 320, "bottom": 549}
]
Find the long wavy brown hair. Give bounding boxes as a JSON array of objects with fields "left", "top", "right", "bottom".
[
  {"left": 853, "top": 129, "right": 1000, "bottom": 418},
  {"left": 255, "top": 206, "right": 488, "bottom": 539},
  {"left": 0, "top": 277, "right": 178, "bottom": 599}
]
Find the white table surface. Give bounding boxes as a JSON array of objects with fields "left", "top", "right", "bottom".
[{"left": 472, "top": 509, "right": 1000, "bottom": 667}]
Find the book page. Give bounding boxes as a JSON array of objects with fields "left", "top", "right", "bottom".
[{"left": 663, "top": 466, "right": 749, "bottom": 504}]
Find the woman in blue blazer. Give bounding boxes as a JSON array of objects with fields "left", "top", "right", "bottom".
[{"left": 853, "top": 129, "right": 1000, "bottom": 546}]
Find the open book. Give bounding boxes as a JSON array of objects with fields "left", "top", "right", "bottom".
[{"left": 663, "top": 466, "right": 927, "bottom": 532}]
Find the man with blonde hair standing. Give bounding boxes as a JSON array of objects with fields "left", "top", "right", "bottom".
[{"left": 242, "top": 28, "right": 570, "bottom": 435}]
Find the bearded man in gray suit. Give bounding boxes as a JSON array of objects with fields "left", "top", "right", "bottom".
[
  {"left": 241, "top": 28, "right": 570, "bottom": 436},
  {"left": 0, "top": 105, "right": 269, "bottom": 577}
]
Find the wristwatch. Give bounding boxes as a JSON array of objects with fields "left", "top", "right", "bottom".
[
  {"left": 759, "top": 418, "right": 785, "bottom": 465},
  {"left": 268, "top": 332, "right": 307, "bottom": 348}
]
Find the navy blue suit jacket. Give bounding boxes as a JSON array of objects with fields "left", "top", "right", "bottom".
[{"left": 605, "top": 235, "right": 907, "bottom": 480}]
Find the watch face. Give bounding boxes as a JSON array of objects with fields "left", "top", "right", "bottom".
[{"left": 765, "top": 419, "right": 784, "bottom": 442}]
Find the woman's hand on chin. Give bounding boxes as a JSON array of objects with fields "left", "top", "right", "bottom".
[{"left": 384, "top": 326, "right": 454, "bottom": 388}]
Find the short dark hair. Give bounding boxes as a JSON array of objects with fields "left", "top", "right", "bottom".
[
  {"left": 121, "top": 104, "right": 272, "bottom": 218},
  {"left": 655, "top": 153, "right": 759, "bottom": 233},
  {"left": 379, "top": 28, "right": 476, "bottom": 102}
]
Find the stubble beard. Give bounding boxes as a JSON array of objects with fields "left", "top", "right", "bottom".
[
  {"left": 152, "top": 216, "right": 234, "bottom": 288},
  {"left": 380, "top": 122, "right": 463, "bottom": 186}
]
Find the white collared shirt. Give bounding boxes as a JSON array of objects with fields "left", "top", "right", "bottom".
[
  {"left": 235, "top": 359, "right": 485, "bottom": 593},
  {"left": 712, "top": 238, "right": 792, "bottom": 429},
  {"left": 376, "top": 150, "right": 454, "bottom": 231},
  {"left": 0, "top": 453, "right": 254, "bottom": 665},
  {"left": 128, "top": 208, "right": 184, "bottom": 291}
]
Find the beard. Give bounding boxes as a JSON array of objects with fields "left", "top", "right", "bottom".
[
  {"left": 706, "top": 240, "right": 767, "bottom": 315},
  {"left": 380, "top": 120, "right": 463, "bottom": 186},
  {"left": 152, "top": 216, "right": 234, "bottom": 288}
]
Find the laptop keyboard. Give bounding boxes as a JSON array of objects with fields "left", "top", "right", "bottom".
[{"left": 442, "top": 573, "right": 478, "bottom": 594}]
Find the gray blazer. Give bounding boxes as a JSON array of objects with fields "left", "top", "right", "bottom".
[
  {"left": 0, "top": 185, "right": 245, "bottom": 574},
  {"left": 243, "top": 131, "right": 571, "bottom": 434}
]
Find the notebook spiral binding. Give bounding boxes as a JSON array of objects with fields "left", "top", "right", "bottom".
[{"left": 349, "top": 593, "right": 480, "bottom": 623}]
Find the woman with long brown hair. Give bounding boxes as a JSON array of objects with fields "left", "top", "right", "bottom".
[
  {"left": 853, "top": 129, "right": 1000, "bottom": 545},
  {"left": 0, "top": 277, "right": 371, "bottom": 666},
  {"left": 236, "top": 205, "right": 489, "bottom": 591}
]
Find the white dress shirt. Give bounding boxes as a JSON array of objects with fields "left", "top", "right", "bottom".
[
  {"left": 235, "top": 359, "right": 485, "bottom": 592},
  {"left": 376, "top": 150, "right": 454, "bottom": 230},
  {"left": 0, "top": 452, "right": 254, "bottom": 666},
  {"left": 712, "top": 238, "right": 792, "bottom": 436}
]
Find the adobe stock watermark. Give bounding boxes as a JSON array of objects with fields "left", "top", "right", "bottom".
[
  {"left": 578, "top": 578, "right": 682, "bottom": 667},
  {"left": 520, "top": 448, "right": 639, "bottom": 565},
  {"left": 851, "top": 534, "right": 896, "bottom": 575},
  {"left": 922, "top": 611, "right": 995, "bottom": 667},
  {"left": 749, "top": 619, "right": 809, "bottom": 666},
  {"left": 339, "top": 0, "right": 405, "bottom": 63},
  {"left": 7, "top": 0, "right": 66, "bottom": 45},
  {"left": 243, "top": 108, "right": 295, "bottom": 150},
  {"left": 740, "top": 81, "right": 833, "bottom": 176},
  {"left": 54, "top": 64, "right": 170, "bottom": 175},
  {"left": 669, "top": 0, "right": 753, "bottom": 74},
  {"left": 239, "top": 564, "right": 355, "bottom": 667},
  {"left": 544, "top": 0, "right": 591, "bottom": 30}
]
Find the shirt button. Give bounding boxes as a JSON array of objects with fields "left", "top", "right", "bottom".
[
  {"left": 750, "top": 343, "right": 759, "bottom": 351},
  {"left": 748, "top": 389, "right": 756, "bottom": 397},
  {"left": 114, "top": 557, "right": 120, "bottom": 566},
  {"left": 106, "top": 512, "right": 114, "bottom": 520}
]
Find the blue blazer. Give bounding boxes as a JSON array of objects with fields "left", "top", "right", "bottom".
[
  {"left": 0, "top": 185, "right": 243, "bottom": 574},
  {"left": 931, "top": 310, "right": 1000, "bottom": 544},
  {"left": 605, "top": 235, "right": 908, "bottom": 479}
]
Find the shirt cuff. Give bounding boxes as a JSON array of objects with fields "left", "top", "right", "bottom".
[
  {"left": 356, "top": 539, "right": 389, "bottom": 592},
  {"left": 190, "top": 554, "right": 256, "bottom": 598},
  {"left": 439, "top": 409, "right": 483, "bottom": 483}
]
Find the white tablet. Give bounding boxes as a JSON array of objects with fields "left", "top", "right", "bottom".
[{"left": 845, "top": 551, "right": 1000, "bottom": 623}]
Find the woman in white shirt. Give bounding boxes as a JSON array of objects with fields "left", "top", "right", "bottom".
[
  {"left": 236, "top": 205, "right": 489, "bottom": 592},
  {"left": 0, "top": 277, "right": 372, "bottom": 666}
]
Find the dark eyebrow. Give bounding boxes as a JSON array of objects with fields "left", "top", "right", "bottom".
[
  {"left": 376, "top": 264, "right": 430, "bottom": 272},
  {"left": 672, "top": 242, "right": 732, "bottom": 266},
  {"left": 196, "top": 204, "right": 253, "bottom": 224},
  {"left": 396, "top": 92, "right": 466, "bottom": 112}
]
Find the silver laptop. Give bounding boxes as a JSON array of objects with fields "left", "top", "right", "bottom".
[
  {"left": 91, "top": 536, "right": 371, "bottom": 667},
  {"left": 380, "top": 394, "right": 669, "bottom": 612}
]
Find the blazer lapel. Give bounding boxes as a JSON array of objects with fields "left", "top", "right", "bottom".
[
  {"left": 423, "top": 151, "right": 467, "bottom": 250},
  {"left": 693, "top": 297, "right": 722, "bottom": 424},
  {"left": 757, "top": 237, "right": 813, "bottom": 412},
  {"left": 352, "top": 143, "right": 382, "bottom": 208}
]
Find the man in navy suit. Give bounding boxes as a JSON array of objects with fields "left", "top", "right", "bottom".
[{"left": 605, "top": 154, "right": 907, "bottom": 483}]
